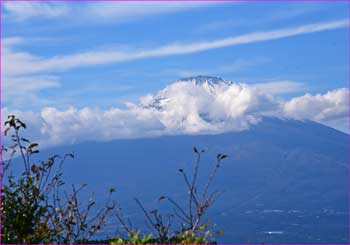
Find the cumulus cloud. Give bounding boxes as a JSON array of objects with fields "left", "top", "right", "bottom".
[
  {"left": 283, "top": 88, "right": 349, "bottom": 125},
  {"left": 2, "top": 77, "right": 348, "bottom": 148},
  {"left": 136, "top": 78, "right": 278, "bottom": 133},
  {"left": 1, "top": 77, "right": 275, "bottom": 147}
]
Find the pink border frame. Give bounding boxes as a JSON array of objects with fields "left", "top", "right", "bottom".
[
  {"left": 0, "top": 0, "right": 349, "bottom": 2},
  {"left": 0, "top": 0, "right": 349, "bottom": 244}
]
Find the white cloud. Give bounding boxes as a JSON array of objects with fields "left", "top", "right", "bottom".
[
  {"left": 1, "top": 78, "right": 274, "bottom": 147},
  {"left": 252, "top": 81, "right": 305, "bottom": 95},
  {"left": 2, "top": 38, "right": 61, "bottom": 108},
  {"left": 197, "top": 4, "right": 323, "bottom": 33},
  {"left": 82, "top": 2, "right": 215, "bottom": 23},
  {"left": 136, "top": 78, "right": 278, "bottom": 133},
  {"left": 2, "top": 37, "right": 25, "bottom": 46},
  {"left": 3, "top": 75, "right": 60, "bottom": 93},
  {"left": 4, "top": 1, "right": 214, "bottom": 23},
  {"left": 3, "top": 19, "right": 347, "bottom": 77},
  {"left": 283, "top": 88, "right": 349, "bottom": 125},
  {"left": 4, "top": 2, "right": 69, "bottom": 21},
  {"left": 196, "top": 3, "right": 326, "bottom": 33},
  {"left": 2, "top": 20, "right": 348, "bottom": 125},
  {"left": 3, "top": 75, "right": 60, "bottom": 108},
  {"left": 2, "top": 77, "right": 348, "bottom": 148},
  {"left": 3, "top": 19, "right": 345, "bottom": 109}
]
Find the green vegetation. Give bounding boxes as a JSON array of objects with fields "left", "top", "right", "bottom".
[{"left": 1, "top": 116, "right": 227, "bottom": 244}]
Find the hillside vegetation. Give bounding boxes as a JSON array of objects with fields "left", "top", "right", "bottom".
[{"left": 1, "top": 115, "right": 226, "bottom": 244}]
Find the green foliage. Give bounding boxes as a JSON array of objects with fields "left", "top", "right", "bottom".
[
  {"left": 1, "top": 115, "right": 115, "bottom": 243},
  {"left": 109, "top": 229, "right": 218, "bottom": 244},
  {"left": 2, "top": 173, "right": 51, "bottom": 243},
  {"left": 1, "top": 116, "right": 50, "bottom": 243},
  {"left": 110, "top": 231, "right": 153, "bottom": 244}
]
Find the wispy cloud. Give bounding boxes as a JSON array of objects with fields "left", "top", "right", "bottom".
[
  {"left": 2, "top": 38, "right": 61, "bottom": 108},
  {"left": 252, "top": 81, "right": 305, "bottom": 95},
  {"left": 4, "top": 2, "right": 69, "bottom": 21},
  {"left": 2, "top": 36, "right": 25, "bottom": 46},
  {"left": 3, "top": 1, "right": 215, "bottom": 23},
  {"left": 82, "top": 2, "right": 216, "bottom": 23},
  {"left": 197, "top": 4, "right": 324, "bottom": 33},
  {"left": 2, "top": 74, "right": 61, "bottom": 109},
  {"left": 3, "top": 19, "right": 347, "bottom": 109},
  {"left": 163, "top": 57, "right": 269, "bottom": 78},
  {"left": 4, "top": 19, "right": 347, "bottom": 77}
]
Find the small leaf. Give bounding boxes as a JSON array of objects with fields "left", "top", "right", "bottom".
[
  {"left": 4, "top": 128, "right": 10, "bottom": 136},
  {"left": 67, "top": 152, "right": 75, "bottom": 158},
  {"left": 17, "top": 120, "right": 26, "bottom": 129},
  {"left": 220, "top": 154, "right": 228, "bottom": 160},
  {"left": 31, "top": 164, "right": 38, "bottom": 173},
  {"left": 217, "top": 153, "right": 228, "bottom": 160},
  {"left": 193, "top": 146, "right": 198, "bottom": 153},
  {"left": 28, "top": 143, "right": 39, "bottom": 149},
  {"left": 21, "top": 138, "right": 30, "bottom": 143}
]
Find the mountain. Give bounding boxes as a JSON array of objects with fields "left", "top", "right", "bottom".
[
  {"left": 135, "top": 74, "right": 282, "bottom": 136},
  {"left": 178, "top": 75, "right": 232, "bottom": 86},
  {"left": 36, "top": 117, "right": 348, "bottom": 243}
]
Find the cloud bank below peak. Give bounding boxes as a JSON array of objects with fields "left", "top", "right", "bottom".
[
  {"left": 2, "top": 77, "right": 348, "bottom": 148},
  {"left": 283, "top": 88, "right": 349, "bottom": 125}
]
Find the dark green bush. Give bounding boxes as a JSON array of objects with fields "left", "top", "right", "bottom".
[{"left": 1, "top": 115, "right": 114, "bottom": 243}]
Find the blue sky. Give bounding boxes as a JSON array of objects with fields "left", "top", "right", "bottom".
[{"left": 2, "top": 1, "right": 349, "bottom": 146}]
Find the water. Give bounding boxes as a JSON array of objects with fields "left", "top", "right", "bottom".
[{"left": 92, "top": 207, "right": 348, "bottom": 243}]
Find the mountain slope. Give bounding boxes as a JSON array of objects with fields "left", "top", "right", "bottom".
[{"left": 36, "top": 117, "right": 348, "bottom": 243}]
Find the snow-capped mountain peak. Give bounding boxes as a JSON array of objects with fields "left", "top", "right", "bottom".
[
  {"left": 136, "top": 75, "right": 277, "bottom": 134},
  {"left": 177, "top": 75, "right": 232, "bottom": 87}
]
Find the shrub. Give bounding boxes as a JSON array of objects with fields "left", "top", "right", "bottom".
[
  {"left": 113, "top": 147, "right": 227, "bottom": 244},
  {"left": 1, "top": 115, "right": 115, "bottom": 243}
]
